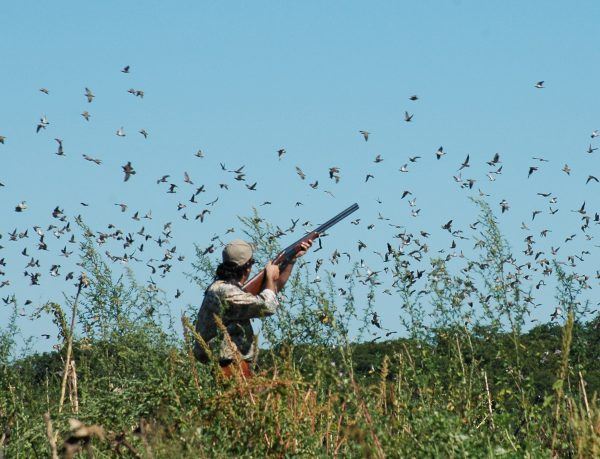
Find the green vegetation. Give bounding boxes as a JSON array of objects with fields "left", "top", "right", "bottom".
[{"left": 1, "top": 203, "right": 599, "bottom": 457}]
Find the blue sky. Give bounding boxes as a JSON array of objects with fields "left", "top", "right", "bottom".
[{"left": 1, "top": 1, "right": 599, "bottom": 353}]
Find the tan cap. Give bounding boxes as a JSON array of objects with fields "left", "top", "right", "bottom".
[{"left": 222, "top": 239, "right": 254, "bottom": 266}]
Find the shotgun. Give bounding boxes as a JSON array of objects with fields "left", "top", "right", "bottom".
[{"left": 242, "top": 203, "right": 359, "bottom": 295}]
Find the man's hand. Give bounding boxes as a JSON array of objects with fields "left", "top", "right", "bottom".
[
  {"left": 264, "top": 261, "right": 280, "bottom": 293},
  {"left": 265, "top": 261, "right": 280, "bottom": 282},
  {"left": 293, "top": 240, "right": 313, "bottom": 260},
  {"left": 272, "top": 239, "right": 313, "bottom": 291}
]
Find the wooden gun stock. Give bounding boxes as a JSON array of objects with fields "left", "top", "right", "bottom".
[{"left": 242, "top": 269, "right": 267, "bottom": 296}]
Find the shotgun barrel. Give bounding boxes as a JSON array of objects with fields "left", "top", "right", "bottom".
[
  {"left": 242, "top": 203, "right": 359, "bottom": 294},
  {"left": 280, "top": 202, "right": 359, "bottom": 257}
]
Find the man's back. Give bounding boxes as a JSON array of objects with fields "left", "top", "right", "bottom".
[{"left": 194, "top": 280, "right": 278, "bottom": 364}]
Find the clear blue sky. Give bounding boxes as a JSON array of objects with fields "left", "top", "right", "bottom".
[{"left": 1, "top": 1, "right": 599, "bottom": 353}]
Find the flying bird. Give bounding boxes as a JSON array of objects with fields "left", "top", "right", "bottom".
[
  {"left": 128, "top": 88, "right": 144, "bottom": 98},
  {"left": 487, "top": 152, "right": 501, "bottom": 166},
  {"left": 36, "top": 115, "right": 49, "bottom": 133},
  {"left": 122, "top": 162, "right": 136, "bottom": 181},
  {"left": 84, "top": 87, "right": 95, "bottom": 103},
  {"left": 295, "top": 166, "right": 306, "bottom": 180},
  {"left": 53, "top": 138, "right": 65, "bottom": 156},
  {"left": 528, "top": 166, "right": 538, "bottom": 178},
  {"left": 195, "top": 209, "right": 210, "bottom": 222},
  {"left": 15, "top": 201, "right": 27, "bottom": 212},
  {"left": 82, "top": 154, "right": 102, "bottom": 165},
  {"left": 329, "top": 167, "right": 340, "bottom": 181}
]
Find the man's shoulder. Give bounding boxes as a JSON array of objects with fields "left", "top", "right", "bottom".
[{"left": 207, "top": 280, "right": 244, "bottom": 295}]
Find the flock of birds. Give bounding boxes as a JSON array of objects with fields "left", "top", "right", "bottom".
[{"left": 1, "top": 70, "right": 599, "bottom": 345}]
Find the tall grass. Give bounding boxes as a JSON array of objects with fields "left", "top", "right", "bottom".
[{"left": 0, "top": 201, "right": 598, "bottom": 457}]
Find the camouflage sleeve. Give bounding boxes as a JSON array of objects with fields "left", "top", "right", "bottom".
[{"left": 220, "top": 286, "right": 279, "bottom": 321}]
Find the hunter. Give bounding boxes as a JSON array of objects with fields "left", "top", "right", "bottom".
[{"left": 194, "top": 239, "right": 312, "bottom": 377}]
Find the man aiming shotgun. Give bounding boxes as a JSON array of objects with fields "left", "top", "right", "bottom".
[{"left": 193, "top": 203, "right": 359, "bottom": 378}]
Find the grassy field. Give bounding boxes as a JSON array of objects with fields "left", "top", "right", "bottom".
[{"left": 1, "top": 204, "right": 599, "bottom": 457}]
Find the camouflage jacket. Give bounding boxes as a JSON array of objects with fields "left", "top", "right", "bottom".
[{"left": 193, "top": 280, "right": 279, "bottom": 363}]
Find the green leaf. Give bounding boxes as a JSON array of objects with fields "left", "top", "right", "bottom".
[{"left": 552, "top": 379, "right": 563, "bottom": 391}]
